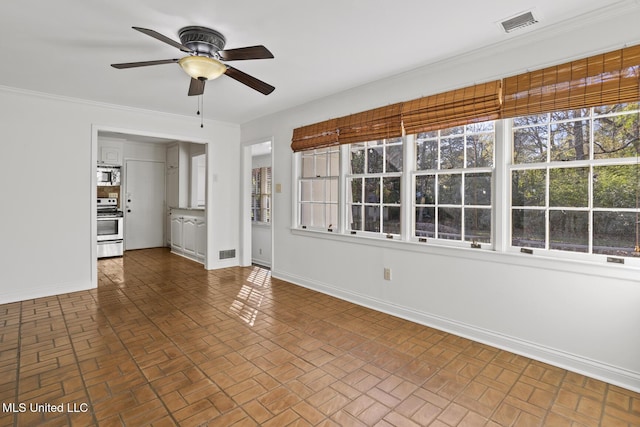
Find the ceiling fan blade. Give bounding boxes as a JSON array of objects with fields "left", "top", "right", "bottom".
[
  {"left": 111, "top": 58, "right": 179, "bottom": 69},
  {"left": 218, "top": 45, "right": 274, "bottom": 61},
  {"left": 225, "top": 66, "right": 275, "bottom": 95},
  {"left": 188, "top": 78, "right": 205, "bottom": 96},
  {"left": 132, "top": 26, "right": 193, "bottom": 53}
]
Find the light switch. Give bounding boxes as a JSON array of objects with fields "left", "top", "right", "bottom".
[{"left": 275, "top": 183, "right": 282, "bottom": 193}]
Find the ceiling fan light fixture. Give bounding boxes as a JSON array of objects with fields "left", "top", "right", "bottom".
[{"left": 178, "top": 56, "right": 226, "bottom": 80}]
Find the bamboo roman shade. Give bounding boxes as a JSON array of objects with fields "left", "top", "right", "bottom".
[
  {"left": 401, "top": 80, "right": 503, "bottom": 135},
  {"left": 290, "top": 104, "right": 403, "bottom": 152},
  {"left": 336, "top": 103, "right": 403, "bottom": 145},
  {"left": 502, "top": 44, "right": 640, "bottom": 118},
  {"left": 290, "top": 118, "right": 339, "bottom": 152},
  {"left": 291, "top": 44, "right": 640, "bottom": 152}
]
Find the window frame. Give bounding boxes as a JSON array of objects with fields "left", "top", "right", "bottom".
[
  {"left": 346, "top": 137, "right": 404, "bottom": 238},
  {"left": 507, "top": 105, "right": 640, "bottom": 266},
  {"left": 296, "top": 147, "right": 340, "bottom": 231},
  {"left": 411, "top": 122, "right": 496, "bottom": 248},
  {"left": 292, "top": 107, "right": 640, "bottom": 270}
]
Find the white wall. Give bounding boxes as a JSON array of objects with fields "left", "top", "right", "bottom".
[
  {"left": 252, "top": 153, "right": 272, "bottom": 267},
  {"left": 241, "top": 4, "right": 640, "bottom": 392},
  {"left": 0, "top": 88, "right": 240, "bottom": 303}
]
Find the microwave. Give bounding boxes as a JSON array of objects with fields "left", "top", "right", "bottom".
[{"left": 97, "top": 166, "right": 121, "bottom": 186}]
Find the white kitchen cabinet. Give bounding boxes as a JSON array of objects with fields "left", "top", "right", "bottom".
[
  {"left": 98, "top": 140, "right": 123, "bottom": 165},
  {"left": 170, "top": 215, "right": 183, "bottom": 253},
  {"left": 170, "top": 211, "right": 205, "bottom": 264},
  {"left": 196, "top": 219, "right": 206, "bottom": 261},
  {"left": 182, "top": 217, "right": 197, "bottom": 258}
]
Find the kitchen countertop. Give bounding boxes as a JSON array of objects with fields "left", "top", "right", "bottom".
[
  {"left": 169, "top": 207, "right": 205, "bottom": 216},
  {"left": 169, "top": 206, "right": 205, "bottom": 211}
]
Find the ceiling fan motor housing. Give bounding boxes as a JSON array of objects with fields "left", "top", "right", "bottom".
[{"left": 179, "top": 26, "right": 226, "bottom": 58}]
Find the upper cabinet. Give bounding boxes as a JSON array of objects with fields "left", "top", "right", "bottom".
[{"left": 98, "top": 139, "right": 124, "bottom": 166}]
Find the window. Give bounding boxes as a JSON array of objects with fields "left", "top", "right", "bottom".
[
  {"left": 251, "top": 166, "right": 271, "bottom": 223},
  {"left": 510, "top": 103, "right": 640, "bottom": 257},
  {"left": 298, "top": 148, "right": 339, "bottom": 230},
  {"left": 348, "top": 138, "right": 403, "bottom": 235},
  {"left": 414, "top": 122, "right": 494, "bottom": 243},
  {"left": 292, "top": 44, "right": 640, "bottom": 265}
]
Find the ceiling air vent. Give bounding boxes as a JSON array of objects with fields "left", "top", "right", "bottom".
[{"left": 501, "top": 11, "right": 538, "bottom": 33}]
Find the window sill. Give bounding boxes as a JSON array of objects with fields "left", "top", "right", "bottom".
[{"left": 290, "top": 227, "right": 640, "bottom": 282}]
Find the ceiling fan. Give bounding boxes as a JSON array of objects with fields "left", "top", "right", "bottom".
[{"left": 111, "top": 26, "right": 275, "bottom": 96}]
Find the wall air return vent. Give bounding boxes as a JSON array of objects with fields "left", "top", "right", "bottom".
[
  {"left": 500, "top": 11, "right": 538, "bottom": 33},
  {"left": 219, "top": 249, "right": 236, "bottom": 260}
]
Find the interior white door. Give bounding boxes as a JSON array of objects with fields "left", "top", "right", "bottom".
[{"left": 124, "top": 160, "right": 166, "bottom": 250}]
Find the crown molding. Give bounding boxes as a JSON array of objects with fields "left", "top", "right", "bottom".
[{"left": 0, "top": 84, "right": 238, "bottom": 128}]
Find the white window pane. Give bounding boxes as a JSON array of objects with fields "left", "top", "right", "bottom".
[
  {"left": 312, "top": 180, "right": 325, "bottom": 202},
  {"left": 512, "top": 209, "right": 545, "bottom": 248},
  {"left": 326, "top": 204, "right": 338, "bottom": 229},
  {"left": 367, "top": 147, "right": 384, "bottom": 173},
  {"left": 329, "top": 151, "right": 340, "bottom": 176},
  {"left": 312, "top": 204, "right": 325, "bottom": 228},
  {"left": 593, "top": 212, "right": 638, "bottom": 256},
  {"left": 465, "top": 173, "right": 491, "bottom": 206},
  {"left": 466, "top": 133, "right": 494, "bottom": 168},
  {"left": 328, "top": 178, "right": 339, "bottom": 203},
  {"left": 550, "top": 120, "right": 590, "bottom": 161},
  {"left": 316, "top": 153, "right": 328, "bottom": 177},
  {"left": 385, "top": 144, "right": 403, "bottom": 172},
  {"left": 364, "top": 206, "right": 380, "bottom": 232},
  {"left": 301, "top": 155, "right": 315, "bottom": 178},
  {"left": 549, "top": 210, "right": 589, "bottom": 253},
  {"left": 415, "top": 207, "right": 435, "bottom": 238},
  {"left": 465, "top": 208, "right": 491, "bottom": 243},
  {"left": 593, "top": 113, "right": 639, "bottom": 159},
  {"left": 593, "top": 165, "right": 638, "bottom": 209},
  {"left": 383, "top": 206, "right": 401, "bottom": 234},
  {"left": 300, "top": 180, "right": 313, "bottom": 202},
  {"left": 300, "top": 203, "right": 312, "bottom": 226},
  {"left": 549, "top": 167, "right": 588, "bottom": 208},
  {"left": 416, "top": 138, "right": 438, "bottom": 170},
  {"left": 513, "top": 125, "right": 548, "bottom": 164},
  {"left": 438, "top": 207, "right": 461, "bottom": 240},
  {"left": 440, "top": 137, "right": 464, "bottom": 169},
  {"left": 438, "top": 174, "right": 462, "bottom": 205}
]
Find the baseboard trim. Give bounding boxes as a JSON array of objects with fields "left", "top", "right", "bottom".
[
  {"left": 0, "top": 281, "right": 95, "bottom": 305},
  {"left": 251, "top": 258, "right": 272, "bottom": 269},
  {"left": 273, "top": 270, "right": 640, "bottom": 393}
]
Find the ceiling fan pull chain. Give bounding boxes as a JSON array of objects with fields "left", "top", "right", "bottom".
[{"left": 200, "top": 94, "right": 204, "bottom": 128}]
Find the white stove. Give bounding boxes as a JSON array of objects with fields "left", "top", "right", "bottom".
[{"left": 97, "top": 198, "right": 124, "bottom": 258}]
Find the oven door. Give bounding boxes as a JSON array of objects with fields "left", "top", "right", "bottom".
[{"left": 97, "top": 216, "right": 123, "bottom": 241}]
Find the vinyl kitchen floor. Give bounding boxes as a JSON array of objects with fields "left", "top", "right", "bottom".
[{"left": 0, "top": 248, "right": 638, "bottom": 426}]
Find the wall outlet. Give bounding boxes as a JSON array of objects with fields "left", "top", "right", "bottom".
[{"left": 383, "top": 268, "right": 392, "bottom": 281}]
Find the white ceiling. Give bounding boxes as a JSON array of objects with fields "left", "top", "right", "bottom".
[{"left": 0, "top": 0, "right": 623, "bottom": 124}]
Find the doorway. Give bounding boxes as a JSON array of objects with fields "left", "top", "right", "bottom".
[{"left": 241, "top": 139, "right": 273, "bottom": 268}]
